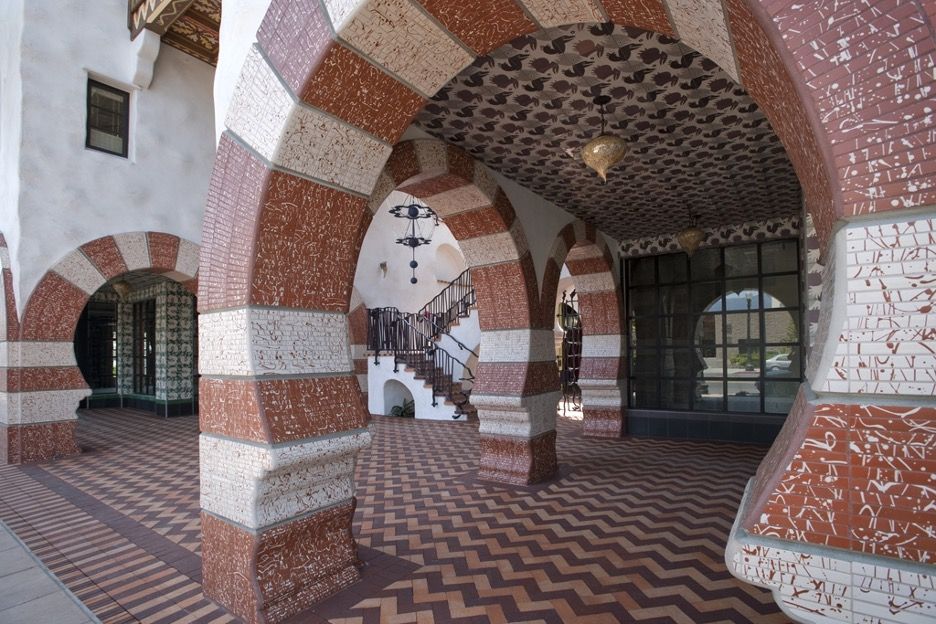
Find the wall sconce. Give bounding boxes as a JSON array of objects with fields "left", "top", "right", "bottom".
[{"left": 378, "top": 261, "right": 388, "bottom": 277}]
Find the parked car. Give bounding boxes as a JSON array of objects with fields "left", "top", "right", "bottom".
[{"left": 765, "top": 353, "right": 792, "bottom": 371}]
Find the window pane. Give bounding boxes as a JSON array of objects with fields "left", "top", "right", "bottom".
[
  {"left": 724, "top": 244, "right": 758, "bottom": 277},
  {"left": 690, "top": 248, "right": 721, "bottom": 280},
  {"left": 762, "top": 240, "right": 798, "bottom": 274},
  {"left": 725, "top": 311, "right": 760, "bottom": 344},
  {"left": 658, "top": 254, "right": 687, "bottom": 283},
  {"left": 765, "top": 346, "right": 801, "bottom": 379},
  {"left": 631, "top": 350, "right": 659, "bottom": 376},
  {"left": 693, "top": 314, "right": 720, "bottom": 349},
  {"left": 630, "top": 317, "right": 659, "bottom": 346},
  {"left": 765, "top": 310, "right": 799, "bottom": 343},
  {"left": 661, "top": 315, "right": 691, "bottom": 345},
  {"left": 725, "top": 279, "right": 760, "bottom": 310},
  {"left": 764, "top": 275, "right": 799, "bottom": 308},
  {"left": 726, "top": 344, "right": 761, "bottom": 377},
  {"left": 659, "top": 285, "right": 688, "bottom": 314},
  {"left": 727, "top": 380, "right": 760, "bottom": 412},
  {"left": 631, "top": 378, "right": 658, "bottom": 408},
  {"left": 764, "top": 380, "right": 799, "bottom": 413},
  {"left": 629, "top": 287, "right": 657, "bottom": 316},
  {"left": 691, "top": 281, "right": 724, "bottom": 314},
  {"left": 660, "top": 378, "right": 692, "bottom": 410},
  {"left": 87, "top": 81, "right": 128, "bottom": 156},
  {"left": 694, "top": 378, "right": 725, "bottom": 411},
  {"left": 629, "top": 256, "right": 655, "bottom": 286},
  {"left": 661, "top": 349, "right": 698, "bottom": 377},
  {"left": 700, "top": 346, "right": 726, "bottom": 378}
]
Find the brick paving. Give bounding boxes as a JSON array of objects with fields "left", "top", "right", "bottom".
[{"left": 0, "top": 408, "right": 788, "bottom": 623}]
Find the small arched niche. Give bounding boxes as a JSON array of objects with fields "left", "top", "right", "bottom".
[
  {"left": 433, "top": 243, "right": 465, "bottom": 284},
  {"left": 383, "top": 379, "right": 415, "bottom": 418}
]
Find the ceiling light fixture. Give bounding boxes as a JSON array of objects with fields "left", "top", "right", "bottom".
[
  {"left": 389, "top": 198, "right": 438, "bottom": 284},
  {"left": 581, "top": 94, "right": 627, "bottom": 183},
  {"left": 676, "top": 207, "right": 705, "bottom": 257}
]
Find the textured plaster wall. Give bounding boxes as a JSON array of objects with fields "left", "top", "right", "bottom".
[
  {"left": 10, "top": 0, "right": 216, "bottom": 313},
  {"left": 0, "top": 1, "right": 24, "bottom": 254}
]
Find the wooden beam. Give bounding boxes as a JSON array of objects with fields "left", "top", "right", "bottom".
[{"left": 129, "top": 0, "right": 196, "bottom": 39}]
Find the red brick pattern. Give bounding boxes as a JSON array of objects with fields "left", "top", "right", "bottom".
[
  {"left": 602, "top": 0, "right": 675, "bottom": 35},
  {"left": 252, "top": 170, "right": 369, "bottom": 310},
  {"left": 256, "top": 0, "right": 332, "bottom": 95},
  {"left": 80, "top": 236, "right": 128, "bottom": 279},
  {"left": 418, "top": 0, "right": 536, "bottom": 55},
  {"left": 583, "top": 407, "right": 627, "bottom": 437},
  {"left": 0, "top": 422, "right": 79, "bottom": 464},
  {"left": 20, "top": 272, "right": 89, "bottom": 341},
  {"left": 724, "top": 0, "right": 836, "bottom": 249},
  {"left": 474, "top": 361, "right": 559, "bottom": 396},
  {"left": 0, "top": 366, "right": 88, "bottom": 392},
  {"left": 443, "top": 206, "right": 513, "bottom": 240},
  {"left": 478, "top": 430, "right": 557, "bottom": 485},
  {"left": 146, "top": 232, "right": 180, "bottom": 272},
  {"left": 203, "top": 500, "right": 360, "bottom": 624},
  {"left": 2, "top": 268, "right": 19, "bottom": 341},
  {"left": 472, "top": 259, "right": 539, "bottom": 331},
  {"left": 745, "top": 394, "right": 936, "bottom": 563},
  {"left": 383, "top": 141, "right": 422, "bottom": 186},
  {"left": 765, "top": 1, "right": 936, "bottom": 218},
  {"left": 579, "top": 356, "right": 626, "bottom": 380},
  {"left": 200, "top": 376, "right": 369, "bottom": 444},
  {"left": 199, "top": 135, "right": 266, "bottom": 312}
]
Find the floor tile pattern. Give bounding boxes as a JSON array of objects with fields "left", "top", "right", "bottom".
[{"left": 0, "top": 408, "right": 788, "bottom": 623}]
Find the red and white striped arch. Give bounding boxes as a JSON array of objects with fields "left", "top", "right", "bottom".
[
  {"left": 541, "top": 220, "right": 626, "bottom": 437},
  {"left": 0, "top": 232, "right": 198, "bottom": 465},
  {"left": 200, "top": 0, "right": 934, "bottom": 621}
]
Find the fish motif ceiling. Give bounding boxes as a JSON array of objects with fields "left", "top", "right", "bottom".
[{"left": 414, "top": 23, "right": 802, "bottom": 242}]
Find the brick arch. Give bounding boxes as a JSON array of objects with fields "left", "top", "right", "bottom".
[
  {"left": 376, "top": 138, "right": 559, "bottom": 481},
  {"left": 1, "top": 232, "right": 199, "bottom": 466},
  {"left": 541, "top": 221, "right": 626, "bottom": 437},
  {"left": 202, "top": 1, "right": 934, "bottom": 621}
]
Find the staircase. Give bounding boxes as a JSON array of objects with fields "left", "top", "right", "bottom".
[{"left": 367, "top": 270, "right": 477, "bottom": 419}]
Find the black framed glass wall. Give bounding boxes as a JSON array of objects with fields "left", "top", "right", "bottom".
[{"left": 626, "top": 239, "right": 802, "bottom": 415}]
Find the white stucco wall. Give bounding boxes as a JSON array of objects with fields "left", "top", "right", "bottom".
[
  {"left": 0, "top": 0, "right": 24, "bottom": 260},
  {"left": 368, "top": 356, "right": 467, "bottom": 421},
  {"left": 7, "top": 0, "right": 216, "bottom": 313}
]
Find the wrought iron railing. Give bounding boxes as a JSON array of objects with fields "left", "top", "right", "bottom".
[
  {"left": 416, "top": 269, "right": 476, "bottom": 340},
  {"left": 367, "top": 307, "right": 474, "bottom": 415},
  {"left": 558, "top": 290, "right": 582, "bottom": 410}
]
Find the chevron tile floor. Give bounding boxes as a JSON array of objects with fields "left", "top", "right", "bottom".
[{"left": 0, "top": 408, "right": 789, "bottom": 623}]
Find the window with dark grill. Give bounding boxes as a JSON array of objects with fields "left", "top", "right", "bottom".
[
  {"left": 132, "top": 299, "right": 156, "bottom": 396},
  {"left": 86, "top": 79, "right": 129, "bottom": 157}
]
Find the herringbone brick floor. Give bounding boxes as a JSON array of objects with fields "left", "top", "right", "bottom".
[{"left": 0, "top": 408, "right": 789, "bottom": 623}]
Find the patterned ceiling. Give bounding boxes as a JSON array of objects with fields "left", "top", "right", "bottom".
[
  {"left": 415, "top": 23, "right": 802, "bottom": 241},
  {"left": 164, "top": 0, "right": 221, "bottom": 65}
]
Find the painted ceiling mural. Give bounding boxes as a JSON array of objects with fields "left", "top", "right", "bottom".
[{"left": 415, "top": 23, "right": 802, "bottom": 241}]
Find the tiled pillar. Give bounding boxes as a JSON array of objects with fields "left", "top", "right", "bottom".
[
  {"left": 472, "top": 329, "right": 559, "bottom": 484},
  {"left": 726, "top": 212, "right": 936, "bottom": 623},
  {"left": 198, "top": 133, "right": 373, "bottom": 623}
]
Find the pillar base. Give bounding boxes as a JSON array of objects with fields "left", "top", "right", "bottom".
[
  {"left": 1, "top": 421, "right": 80, "bottom": 464},
  {"left": 582, "top": 408, "right": 625, "bottom": 438},
  {"left": 202, "top": 498, "right": 361, "bottom": 624},
  {"left": 479, "top": 430, "right": 557, "bottom": 485}
]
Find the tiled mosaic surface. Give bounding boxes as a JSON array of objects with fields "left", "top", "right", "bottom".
[{"left": 0, "top": 408, "right": 788, "bottom": 623}]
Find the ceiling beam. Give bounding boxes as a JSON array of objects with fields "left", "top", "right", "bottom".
[{"left": 129, "top": 0, "right": 197, "bottom": 39}]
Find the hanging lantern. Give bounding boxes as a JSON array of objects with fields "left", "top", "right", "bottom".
[
  {"left": 582, "top": 95, "right": 627, "bottom": 183},
  {"left": 389, "top": 199, "right": 438, "bottom": 284},
  {"left": 676, "top": 208, "right": 705, "bottom": 257}
]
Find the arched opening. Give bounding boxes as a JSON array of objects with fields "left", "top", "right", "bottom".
[
  {"left": 433, "top": 243, "right": 465, "bottom": 284},
  {"left": 382, "top": 379, "right": 414, "bottom": 418},
  {"left": 74, "top": 270, "right": 198, "bottom": 417}
]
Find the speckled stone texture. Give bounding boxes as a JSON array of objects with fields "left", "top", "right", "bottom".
[
  {"left": 478, "top": 430, "right": 558, "bottom": 485},
  {"left": 202, "top": 499, "right": 360, "bottom": 624},
  {"left": 0, "top": 422, "right": 80, "bottom": 464},
  {"left": 582, "top": 408, "right": 626, "bottom": 438}
]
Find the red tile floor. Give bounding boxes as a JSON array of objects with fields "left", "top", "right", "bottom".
[{"left": 0, "top": 409, "right": 789, "bottom": 623}]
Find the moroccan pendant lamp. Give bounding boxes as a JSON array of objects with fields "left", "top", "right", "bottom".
[
  {"left": 581, "top": 94, "right": 627, "bottom": 183},
  {"left": 389, "top": 198, "right": 438, "bottom": 284},
  {"left": 676, "top": 207, "right": 705, "bottom": 257}
]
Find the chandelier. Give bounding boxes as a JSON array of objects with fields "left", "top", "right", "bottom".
[
  {"left": 581, "top": 94, "right": 627, "bottom": 183},
  {"left": 389, "top": 199, "right": 438, "bottom": 284},
  {"left": 676, "top": 207, "right": 705, "bottom": 257}
]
